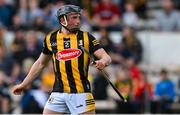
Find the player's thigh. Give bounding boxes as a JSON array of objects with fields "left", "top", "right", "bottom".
[
  {"left": 66, "top": 93, "right": 96, "bottom": 114},
  {"left": 43, "top": 108, "right": 64, "bottom": 114},
  {"left": 44, "top": 93, "right": 70, "bottom": 114}
]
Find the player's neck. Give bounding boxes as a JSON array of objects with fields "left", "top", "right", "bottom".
[{"left": 61, "top": 27, "right": 71, "bottom": 35}]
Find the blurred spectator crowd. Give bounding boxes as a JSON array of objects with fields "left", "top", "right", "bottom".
[{"left": 0, "top": 0, "right": 180, "bottom": 114}]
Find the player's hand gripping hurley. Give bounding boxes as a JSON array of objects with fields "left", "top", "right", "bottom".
[{"left": 80, "top": 46, "right": 127, "bottom": 102}]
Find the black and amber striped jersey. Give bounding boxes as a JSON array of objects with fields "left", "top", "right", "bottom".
[{"left": 42, "top": 30, "right": 101, "bottom": 93}]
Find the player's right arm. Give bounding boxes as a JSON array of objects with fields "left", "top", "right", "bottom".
[
  {"left": 12, "top": 32, "right": 53, "bottom": 95},
  {"left": 12, "top": 53, "right": 51, "bottom": 95}
]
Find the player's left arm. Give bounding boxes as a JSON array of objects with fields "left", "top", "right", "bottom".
[
  {"left": 94, "top": 48, "right": 112, "bottom": 70},
  {"left": 88, "top": 32, "right": 111, "bottom": 69}
]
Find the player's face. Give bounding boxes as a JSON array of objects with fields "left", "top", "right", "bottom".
[{"left": 67, "top": 12, "right": 81, "bottom": 32}]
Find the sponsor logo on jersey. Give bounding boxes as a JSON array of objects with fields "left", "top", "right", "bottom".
[{"left": 56, "top": 49, "right": 82, "bottom": 61}]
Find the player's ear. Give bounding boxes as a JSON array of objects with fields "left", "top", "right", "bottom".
[
  {"left": 60, "top": 17, "right": 65, "bottom": 24},
  {"left": 60, "top": 15, "right": 68, "bottom": 26}
]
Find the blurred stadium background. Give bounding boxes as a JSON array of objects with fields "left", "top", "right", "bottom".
[{"left": 0, "top": 0, "right": 180, "bottom": 114}]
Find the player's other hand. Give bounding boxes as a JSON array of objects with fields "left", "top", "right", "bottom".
[
  {"left": 94, "top": 59, "right": 106, "bottom": 70},
  {"left": 12, "top": 84, "right": 24, "bottom": 95}
]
